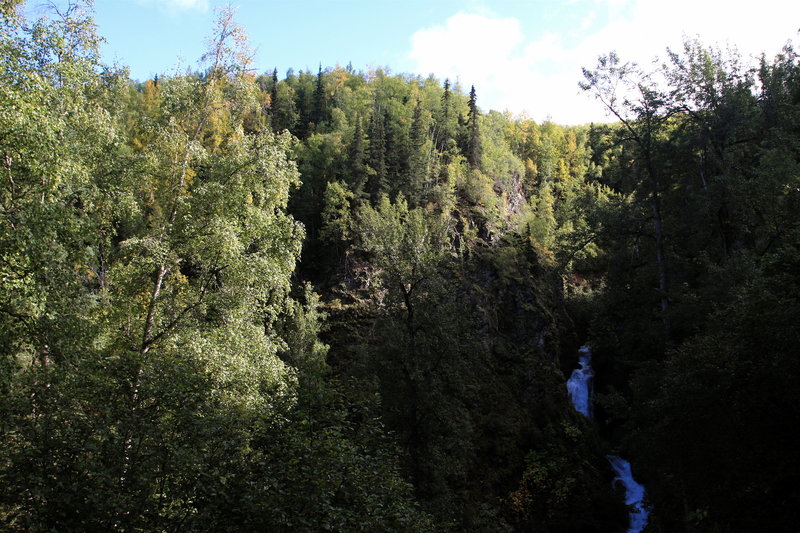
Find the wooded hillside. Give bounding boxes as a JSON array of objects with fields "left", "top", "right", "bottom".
[{"left": 1, "top": 3, "right": 798, "bottom": 532}]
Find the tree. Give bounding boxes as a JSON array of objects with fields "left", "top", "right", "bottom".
[
  {"left": 312, "top": 63, "right": 327, "bottom": 127},
  {"left": 437, "top": 78, "right": 454, "bottom": 152},
  {"left": 0, "top": 5, "right": 306, "bottom": 529},
  {"left": 271, "top": 79, "right": 299, "bottom": 133},
  {"left": 467, "top": 85, "right": 482, "bottom": 169},
  {"left": 346, "top": 117, "right": 369, "bottom": 199},
  {"left": 581, "top": 52, "right": 672, "bottom": 330},
  {"left": 406, "top": 98, "right": 430, "bottom": 206},
  {"left": 664, "top": 39, "right": 758, "bottom": 258},
  {"left": 366, "top": 106, "right": 388, "bottom": 203},
  {"left": 0, "top": 0, "right": 22, "bottom": 20},
  {"left": 320, "top": 180, "right": 354, "bottom": 246}
]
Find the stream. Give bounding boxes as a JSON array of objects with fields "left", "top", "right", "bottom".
[{"left": 566, "top": 346, "right": 649, "bottom": 533}]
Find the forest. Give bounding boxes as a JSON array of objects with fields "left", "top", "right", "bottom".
[{"left": 1, "top": 1, "right": 799, "bottom": 531}]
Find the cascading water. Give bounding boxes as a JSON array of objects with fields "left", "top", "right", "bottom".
[
  {"left": 608, "top": 455, "right": 649, "bottom": 533},
  {"left": 566, "top": 346, "right": 649, "bottom": 533},
  {"left": 566, "top": 345, "right": 594, "bottom": 418}
]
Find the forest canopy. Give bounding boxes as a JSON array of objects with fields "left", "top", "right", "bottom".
[{"left": 1, "top": 2, "right": 799, "bottom": 532}]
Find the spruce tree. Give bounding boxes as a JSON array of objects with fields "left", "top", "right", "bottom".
[
  {"left": 347, "top": 118, "right": 369, "bottom": 200},
  {"left": 312, "top": 63, "right": 326, "bottom": 127},
  {"left": 467, "top": 85, "right": 482, "bottom": 169},
  {"left": 438, "top": 78, "right": 453, "bottom": 152},
  {"left": 385, "top": 108, "right": 409, "bottom": 199},
  {"left": 293, "top": 70, "right": 316, "bottom": 138},
  {"left": 407, "top": 99, "right": 428, "bottom": 206},
  {"left": 367, "top": 107, "right": 388, "bottom": 203},
  {"left": 270, "top": 67, "right": 278, "bottom": 114}
]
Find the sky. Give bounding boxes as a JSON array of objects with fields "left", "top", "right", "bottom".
[{"left": 43, "top": 0, "right": 800, "bottom": 124}]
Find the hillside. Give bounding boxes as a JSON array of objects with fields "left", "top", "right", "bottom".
[{"left": 1, "top": 3, "right": 799, "bottom": 532}]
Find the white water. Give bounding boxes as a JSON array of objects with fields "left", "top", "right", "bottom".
[
  {"left": 566, "top": 345, "right": 594, "bottom": 418},
  {"left": 566, "top": 346, "right": 649, "bottom": 533},
  {"left": 609, "top": 455, "right": 649, "bottom": 533}
]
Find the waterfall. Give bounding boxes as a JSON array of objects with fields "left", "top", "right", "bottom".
[
  {"left": 566, "top": 346, "right": 650, "bottom": 533},
  {"left": 608, "top": 456, "right": 649, "bottom": 533},
  {"left": 566, "top": 345, "right": 594, "bottom": 418}
]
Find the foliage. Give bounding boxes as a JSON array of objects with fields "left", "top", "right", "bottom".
[
  {"left": 6, "top": 2, "right": 799, "bottom": 532},
  {"left": 0, "top": 4, "right": 430, "bottom": 531},
  {"left": 579, "top": 39, "right": 800, "bottom": 533}
]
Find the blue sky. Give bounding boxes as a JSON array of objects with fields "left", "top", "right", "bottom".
[{"left": 57, "top": 0, "right": 800, "bottom": 123}]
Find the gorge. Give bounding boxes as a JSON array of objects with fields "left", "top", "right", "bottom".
[{"left": 567, "top": 347, "right": 649, "bottom": 533}]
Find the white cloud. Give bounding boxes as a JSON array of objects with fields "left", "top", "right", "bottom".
[
  {"left": 407, "top": 1, "right": 800, "bottom": 124},
  {"left": 136, "top": 0, "right": 209, "bottom": 14},
  {"left": 409, "top": 13, "right": 524, "bottom": 76}
]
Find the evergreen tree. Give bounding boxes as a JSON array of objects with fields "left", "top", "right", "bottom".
[
  {"left": 347, "top": 117, "right": 369, "bottom": 199},
  {"left": 467, "top": 85, "right": 482, "bottom": 169},
  {"left": 312, "top": 63, "right": 327, "bottom": 127},
  {"left": 438, "top": 78, "right": 453, "bottom": 152},
  {"left": 271, "top": 80, "right": 299, "bottom": 133},
  {"left": 366, "top": 106, "right": 388, "bottom": 203},
  {"left": 288, "top": 69, "right": 316, "bottom": 138},
  {"left": 385, "top": 107, "right": 410, "bottom": 199},
  {"left": 406, "top": 99, "right": 429, "bottom": 206},
  {"left": 270, "top": 67, "right": 278, "bottom": 113}
]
